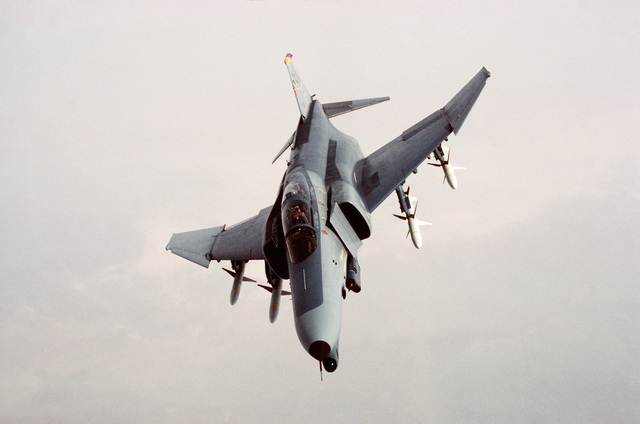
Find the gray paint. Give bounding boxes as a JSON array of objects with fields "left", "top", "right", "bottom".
[
  {"left": 5, "top": 3, "right": 639, "bottom": 421},
  {"left": 361, "top": 67, "right": 491, "bottom": 211},
  {"left": 322, "top": 96, "right": 390, "bottom": 118},
  {"left": 328, "top": 201, "right": 363, "bottom": 257},
  {"left": 166, "top": 56, "right": 490, "bottom": 370}
]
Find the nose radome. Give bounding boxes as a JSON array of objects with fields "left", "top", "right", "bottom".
[{"left": 308, "top": 340, "right": 331, "bottom": 361}]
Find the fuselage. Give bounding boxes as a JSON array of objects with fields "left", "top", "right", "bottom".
[
  {"left": 166, "top": 56, "right": 491, "bottom": 374},
  {"left": 281, "top": 100, "right": 366, "bottom": 367}
]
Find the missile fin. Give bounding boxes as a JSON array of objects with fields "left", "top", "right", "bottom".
[{"left": 222, "top": 268, "right": 256, "bottom": 282}]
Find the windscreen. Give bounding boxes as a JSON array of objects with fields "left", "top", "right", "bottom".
[
  {"left": 283, "top": 200, "right": 311, "bottom": 230},
  {"left": 281, "top": 173, "right": 317, "bottom": 264},
  {"left": 285, "top": 226, "right": 317, "bottom": 264}
]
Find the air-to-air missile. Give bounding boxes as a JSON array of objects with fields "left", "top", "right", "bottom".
[
  {"left": 223, "top": 261, "right": 255, "bottom": 305},
  {"left": 394, "top": 185, "right": 431, "bottom": 249},
  {"left": 429, "top": 143, "right": 465, "bottom": 190},
  {"left": 224, "top": 262, "right": 290, "bottom": 322}
]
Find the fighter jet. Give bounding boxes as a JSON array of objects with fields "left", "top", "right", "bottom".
[{"left": 167, "top": 54, "right": 490, "bottom": 374}]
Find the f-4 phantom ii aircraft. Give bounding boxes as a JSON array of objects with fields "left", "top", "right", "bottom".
[{"left": 167, "top": 54, "right": 490, "bottom": 374}]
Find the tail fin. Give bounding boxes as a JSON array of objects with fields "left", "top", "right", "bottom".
[
  {"left": 284, "top": 54, "right": 313, "bottom": 120},
  {"left": 284, "top": 54, "right": 390, "bottom": 120}
]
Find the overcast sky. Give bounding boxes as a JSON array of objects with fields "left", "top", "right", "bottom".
[{"left": 1, "top": 1, "right": 639, "bottom": 423}]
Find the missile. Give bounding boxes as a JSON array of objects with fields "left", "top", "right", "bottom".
[
  {"left": 257, "top": 280, "right": 292, "bottom": 323},
  {"left": 222, "top": 262, "right": 256, "bottom": 305},
  {"left": 430, "top": 144, "right": 465, "bottom": 190},
  {"left": 230, "top": 275, "right": 242, "bottom": 305},
  {"left": 269, "top": 278, "right": 282, "bottom": 323},
  {"left": 229, "top": 261, "right": 246, "bottom": 305},
  {"left": 434, "top": 147, "right": 457, "bottom": 189},
  {"left": 225, "top": 263, "right": 291, "bottom": 319},
  {"left": 262, "top": 265, "right": 290, "bottom": 323},
  {"left": 405, "top": 194, "right": 431, "bottom": 249},
  {"left": 407, "top": 205, "right": 426, "bottom": 248},
  {"left": 394, "top": 185, "right": 431, "bottom": 249}
]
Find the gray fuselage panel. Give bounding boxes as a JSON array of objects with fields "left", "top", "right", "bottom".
[{"left": 284, "top": 101, "right": 364, "bottom": 356}]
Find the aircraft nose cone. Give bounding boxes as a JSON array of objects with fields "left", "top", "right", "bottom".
[{"left": 308, "top": 340, "right": 331, "bottom": 361}]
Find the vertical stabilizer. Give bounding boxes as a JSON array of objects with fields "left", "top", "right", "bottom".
[{"left": 284, "top": 53, "right": 313, "bottom": 120}]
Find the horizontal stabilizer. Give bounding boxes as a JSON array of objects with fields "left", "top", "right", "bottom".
[
  {"left": 322, "top": 96, "right": 390, "bottom": 118},
  {"left": 272, "top": 130, "right": 296, "bottom": 164}
]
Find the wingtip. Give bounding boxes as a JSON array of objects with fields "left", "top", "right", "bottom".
[{"left": 284, "top": 53, "right": 292, "bottom": 65}]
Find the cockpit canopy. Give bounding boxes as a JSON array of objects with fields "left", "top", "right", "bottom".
[
  {"left": 284, "top": 224, "right": 317, "bottom": 264},
  {"left": 283, "top": 199, "right": 311, "bottom": 230},
  {"left": 282, "top": 173, "right": 317, "bottom": 264},
  {"left": 283, "top": 178, "right": 310, "bottom": 202}
]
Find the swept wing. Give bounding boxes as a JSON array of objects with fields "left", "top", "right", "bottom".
[
  {"left": 361, "top": 67, "right": 490, "bottom": 211},
  {"left": 166, "top": 206, "right": 271, "bottom": 267}
]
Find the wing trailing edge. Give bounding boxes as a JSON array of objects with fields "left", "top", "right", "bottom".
[{"left": 361, "top": 67, "right": 490, "bottom": 212}]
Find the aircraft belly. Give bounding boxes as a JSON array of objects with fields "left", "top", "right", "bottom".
[
  {"left": 283, "top": 106, "right": 366, "bottom": 357},
  {"left": 292, "top": 227, "right": 345, "bottom": 352},
  {"left": 289, "top": 172, "right": 346, "bottom": 355}
]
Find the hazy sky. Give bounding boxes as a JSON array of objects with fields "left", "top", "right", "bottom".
[{"left": 1, "top": 1, "right": 638, "bottom": 423}]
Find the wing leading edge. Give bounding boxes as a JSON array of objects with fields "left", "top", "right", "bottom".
[
  {"left": 361, "top": 67, "right": 490, "bottom": 212},
  {"left": 166, "top": 206, "right": 271, "bottom": 268}
]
